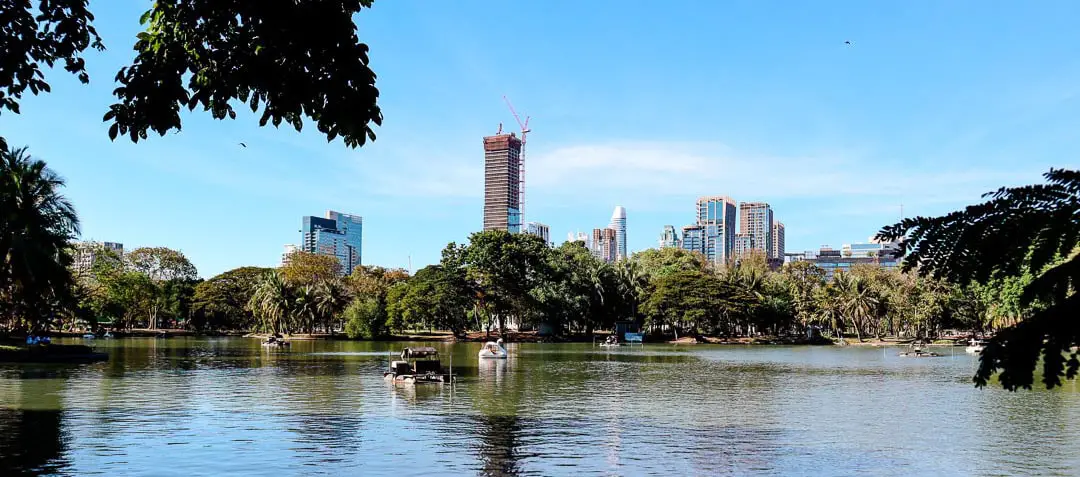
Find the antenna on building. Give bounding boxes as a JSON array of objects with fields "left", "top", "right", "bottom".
[{"left": 503, "top": 95, "right": 530, "bottom": 228}]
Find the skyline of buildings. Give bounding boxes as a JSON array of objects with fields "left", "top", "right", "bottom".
[
  {"left": 300, "top": 210, "right": 363, "bottom": 276},
  {"left": 482, "top": 132, "right": 523, "bottom": 233},
  {"left": 671, "top": 196, "right": 738, "bottom": 264},
  {"left": 661, "top": 196, "right": 788, "bottom": 265}
]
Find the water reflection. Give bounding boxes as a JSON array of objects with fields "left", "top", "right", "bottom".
[
  {"left": 474, "top": 414, "right": 525, "bottom": 476},
  {"left": 1, "top": 339, "right": 1078, "bottom": 476},
  {"left": 0, "top": 373, "right": 68, "bottom": 475}
]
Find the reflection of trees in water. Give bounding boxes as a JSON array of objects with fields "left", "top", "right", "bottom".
[
  {"left": 474, "top": 414, "right": 524, "bottom": 477},
  {"left": 0, "top": 409, "right": 67, "bottom": 475},
  {"left": 471, "top": 358, "right": 527, "bottom": 476},
  {"left": 277, "top": 359, "right": 367, "bottom": 466},
  {"left": 0, "top": 373, "right": 69, "bottom": 476}
]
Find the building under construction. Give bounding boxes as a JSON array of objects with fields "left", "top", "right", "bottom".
[{"left": 482, "top": 133, "right": 522, "bottom": 233}]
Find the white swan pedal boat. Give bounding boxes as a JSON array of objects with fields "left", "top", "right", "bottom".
[{"left": 478, "top": 339, "right": 508, "bottom": 359}]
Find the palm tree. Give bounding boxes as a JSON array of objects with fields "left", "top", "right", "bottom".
[
  {"left": 0, "top": 145, "right": 80, "bottom": 333},
  {"left": 313, "top": 279, "right": 347, "bottom": 334},
  {"left": 879, "top": 168, "right": 1079, "bottom": 389},
  {"left": 812, "top": 284, "right": 844, "bottom": 340},
  {"left": 248, "top": 272, "right": 293, "bottom": 335},
  {"left": 833, "top": 272, "right": 879, "bottom": 342},
  {"left": 584, "top": 261, "right": 609, "bottom": 337},
  {"left": 615, "top": 260, "right": 648, "bottom": 324}
]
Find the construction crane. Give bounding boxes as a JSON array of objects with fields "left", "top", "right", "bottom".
[{"left": 503, "top": 95, "right": 530, "bottom": 229}]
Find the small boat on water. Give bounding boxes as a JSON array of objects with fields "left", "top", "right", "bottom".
[
  {"left": 385, "top": 347, "right": 454, "bottom": 384},
  {"left": 599, "top": 335, "right": 621, "bottom": 348},
  {"left": 103, "top": 331, "right": 115, "bottom": 339},
  {"left": 81, "top": 333, "right": 96, "bottom": 339},
  {"left": 899, "top": 347, "right": 942, "bottom": 358},
  {"left": 478, "top": 339, "right": 508, "bottom": 359},
  {"left": 965, "top": 339, "right": 986, "bottom": 354}
]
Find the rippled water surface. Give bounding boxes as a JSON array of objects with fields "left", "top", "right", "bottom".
[{"left": 2, "top": 338, "right": 1079, "bottom": 476}]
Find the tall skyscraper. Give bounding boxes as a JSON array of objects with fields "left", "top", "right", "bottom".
[
  {"left": 525, "top": 222, "right": 550, "bottom": 244},
  {"left": 609, "top": 206, "right": 627, "bottom": 260},
  {"left": 301, "top": 210, "right": 362, "bottom": 275},
  {"left": 739, "top": 202, "right": 773, "bottom": 258},
  {"left": 482, "top": 133, "right": 522, "bottom": 233},
  {"left": 771, "top": 221, "right": 785, "bottom": 259},
  {"left": 659, "top": 225, "right": 681, "bottom": 249},
  {"left": 695, "top": 196, "right": 737, "bottom": 264}
]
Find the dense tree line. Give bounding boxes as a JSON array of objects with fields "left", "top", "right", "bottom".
[
  {"left": 72, "top": 246, "right": 200, "bottom": 330},
  {"left": 189, "top": 230, "right": 1034, "bottom": 342}
]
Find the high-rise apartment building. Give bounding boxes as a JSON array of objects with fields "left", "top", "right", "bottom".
[
  {"left": 72, "top": 241, "right": 124, "bottom": 276},
  {"left": 659, "top": 225, "right": 681, "bottom": 249},
  {"left": 301, "top": 211, "right": 362, "bottom": 275},
  {"left": 600, "top": 228, "right": 618, "bottom": 263},
  {"left": 609, "top": 206, "right": 627, "bottom": 260},
  {"left": 734, "top": 233, "right": 755, "bottom": 258},
  {"left": 680, "top": 225, "right": 706, "bottom": 258},
  {"left": 739, "top": 202, "right": 773, "bottom": 258},
  {"left": 482, "top": 133, "right": 522, "bottom": 233},
  {"left": 771, "top": 221, "right": 785, "bottom": 259},
  {"left": 695, "top": 196, "right": 737, "bottom": 264},
  {"left": 525, "top": 222, "right": 550, "bottom": 244}
]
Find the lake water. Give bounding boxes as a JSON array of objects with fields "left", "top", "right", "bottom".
[{"left": 1, "top": 338, "right": 1078, "bottom": 476}]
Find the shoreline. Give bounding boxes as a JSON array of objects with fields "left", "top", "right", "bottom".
[{"left": 37, "top": 330, "right": 977, "bottom": 347}]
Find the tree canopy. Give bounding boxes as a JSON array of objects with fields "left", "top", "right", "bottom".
[
  {"left": 880, "top": 168, "right": 1080, "bottom": 390},
  {"left": 281, "top": 251, "right": 342, "bottom": 285},
  {"left": 2, "top": 0, "right": 381, "bottom": 147},
  {"left": 191, "top": 266, "right": 271, "bottom": 330},
  {"left": 125, "top": 247, "right": 198, "bottom": 282}
]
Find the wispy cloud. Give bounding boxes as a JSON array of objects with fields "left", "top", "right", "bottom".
[{"left": 375, "top": 140, "right": 1046, "bottom": 213}]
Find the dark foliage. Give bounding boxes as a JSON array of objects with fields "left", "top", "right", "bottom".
[
  {"left": 0, "top": 0, "right": 104, "bottom": 115},
  {"left": 104, "top": 1, "right": 382, "bottom": 147},
  {"left": 1, "top": 1, "right": 381, "bottom": 148},
  {"left": 879, "top": 169, "right": 1080, "bottom": 390}
]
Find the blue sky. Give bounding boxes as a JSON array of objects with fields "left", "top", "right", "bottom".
[{"left": 2, "top": 1, "right": 1078, "bottom": 277}]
